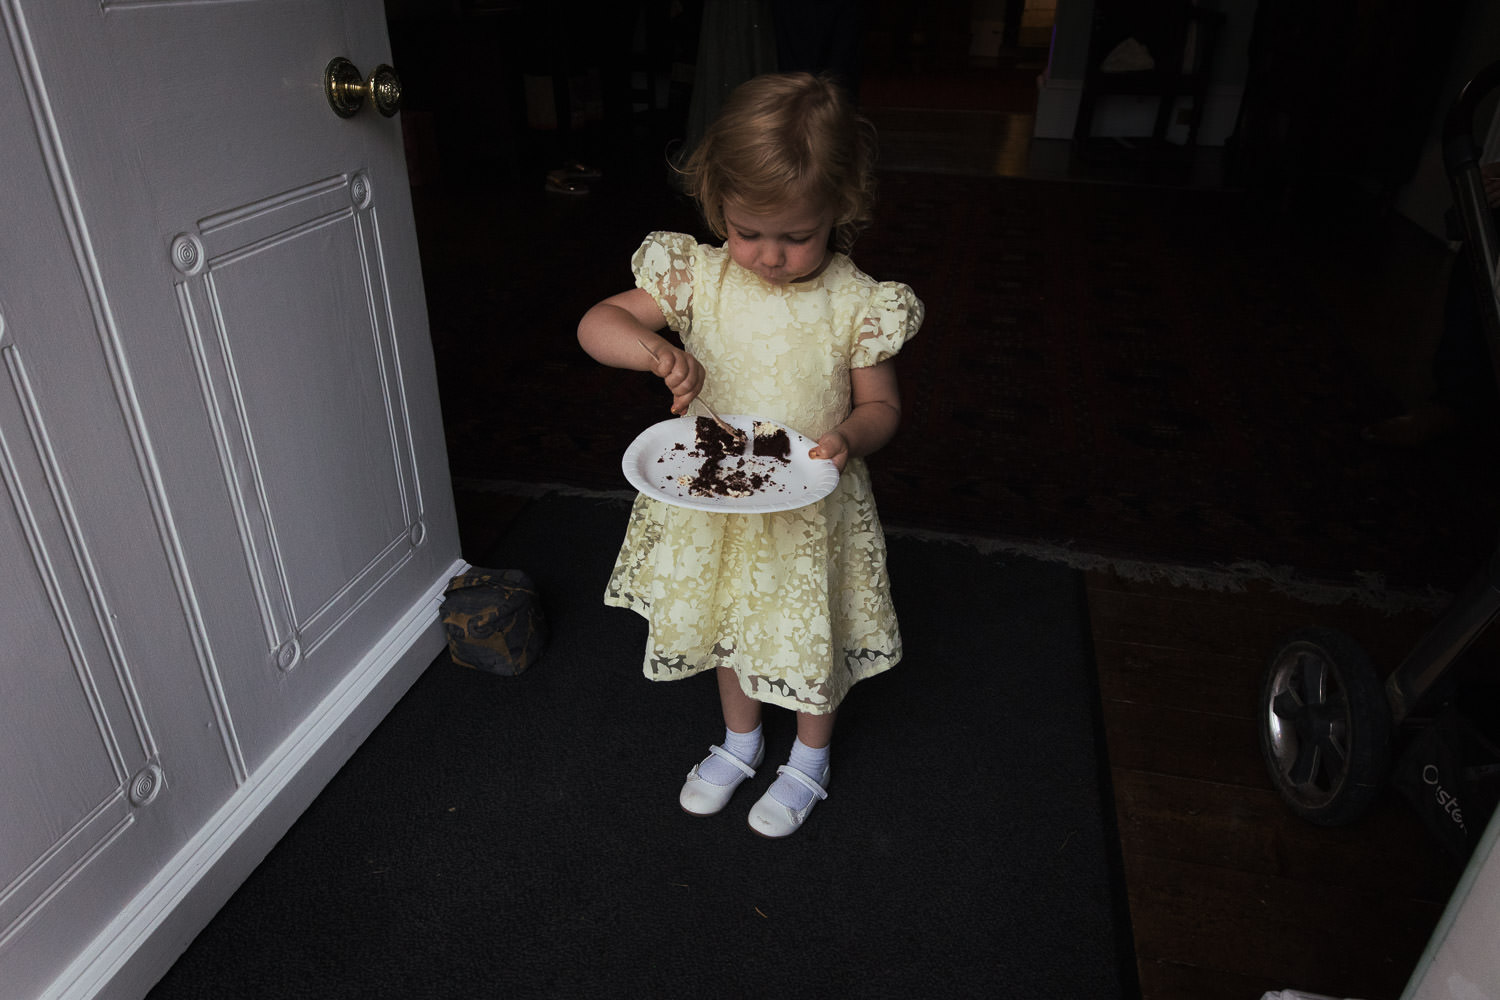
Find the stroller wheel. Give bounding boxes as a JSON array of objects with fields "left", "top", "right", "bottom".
[{"left": 1260, "top": 627, "right": 1391, "bottom": 826}]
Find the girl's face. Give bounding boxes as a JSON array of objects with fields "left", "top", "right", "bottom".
[{"left": 722, "top": 194, "right": 834, "bottom": 286}]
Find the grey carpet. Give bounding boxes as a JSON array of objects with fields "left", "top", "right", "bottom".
[{"left": 148, "top": 492, "right": 1134, "bottom": 999}]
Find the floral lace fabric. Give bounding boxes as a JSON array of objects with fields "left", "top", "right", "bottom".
[{"left": 604, "top": 232, "right": 924, "bottom": 714}]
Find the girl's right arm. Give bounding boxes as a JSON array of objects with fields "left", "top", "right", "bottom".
[{"left": 578, "top": 288, "right": 705, "bottom": 415}]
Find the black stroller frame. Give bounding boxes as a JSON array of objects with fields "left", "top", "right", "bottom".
[{"left": 1259, "top": 60, "right": 1500, "bottom": 836}]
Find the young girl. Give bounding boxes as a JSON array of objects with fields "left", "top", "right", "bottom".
[{"left": 577, "top": 72, "right": 924, "bottom": 838}]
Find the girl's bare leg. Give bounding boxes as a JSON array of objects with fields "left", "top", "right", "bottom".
[
  {"left": 795, "top": 709, "right": 837, "bottom": 748},
  {"left": 717, "top": 666, "right": 763, "bottom": 733}
]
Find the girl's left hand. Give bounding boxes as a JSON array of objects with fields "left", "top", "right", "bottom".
[{"left": 809, "top": 431, "right": 850, "bottom": 472}]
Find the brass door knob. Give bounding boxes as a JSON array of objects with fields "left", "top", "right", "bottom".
[
  {"left": 324, "top": 57, "right": 402, "bottom": 118},
  {"left": 366, "top": 64, "right": 402, "bottom": 116}
]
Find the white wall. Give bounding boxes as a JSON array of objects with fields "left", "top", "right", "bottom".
[{"left": 1035, "top": 0, "right": 1258, "bottom": 146}]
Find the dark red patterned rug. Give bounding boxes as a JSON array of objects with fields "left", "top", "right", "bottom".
[{"left": 419, "top": 170, "right": 1500, "bottom": 593}]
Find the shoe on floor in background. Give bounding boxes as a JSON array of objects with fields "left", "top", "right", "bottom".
[
  {"left": 1361, "top": 401, "right": 1461, "bottom": 448},
  {"left": 544, "top": 169, "right": 589, "bottom": 195}
]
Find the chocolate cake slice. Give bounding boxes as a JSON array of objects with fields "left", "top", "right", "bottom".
[
  {"left": 694, "top": 415, "right": 743, "bottom": 461},
  {"left": 752, "top": 420, "right": 791, "bottom": 460}
]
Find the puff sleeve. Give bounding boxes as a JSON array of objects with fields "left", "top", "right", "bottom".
[
  {"left": 630, "top": 231, "right": 697, "bottom": 333},
  {"left": 851, "top": 281, "right": 924, "bottom": 368}
]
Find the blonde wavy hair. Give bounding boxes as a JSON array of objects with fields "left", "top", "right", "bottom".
[{"left": 678, "top": 72, "right": 877, "bottom": 255}]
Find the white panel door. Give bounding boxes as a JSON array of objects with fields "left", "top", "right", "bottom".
[{"left": 0, "top": 1, "right": 460, "bottom": 996}]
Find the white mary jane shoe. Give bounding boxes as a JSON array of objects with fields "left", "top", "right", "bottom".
[
  {"left": 747, "top": 763, "right": 830, "bottom": 838},
  {"left": 679, "top": 743, "right": 765, "bottom": 816}
]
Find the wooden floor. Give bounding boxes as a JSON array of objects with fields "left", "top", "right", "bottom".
[{"left": 1088, "top": 571, "right": 1474, "bottom": 1000}]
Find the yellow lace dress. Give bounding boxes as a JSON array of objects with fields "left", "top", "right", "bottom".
[{"left": 605, "top": 231, "right": 925, "bottom": 714}]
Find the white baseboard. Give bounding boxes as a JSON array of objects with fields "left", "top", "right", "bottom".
[
  {"left": 1035, "top": 76, "right": 1243, "bottom": 147},
  {"left": 45, "top": 558, "right": 466, "bottom": 1000}
]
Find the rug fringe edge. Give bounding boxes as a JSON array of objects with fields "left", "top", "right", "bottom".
[{"left": 452, "top": 478, "right": 1452, "bottom": 614}]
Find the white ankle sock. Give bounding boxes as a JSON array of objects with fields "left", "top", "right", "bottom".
[
  {"left": 696, "top": 724, "right": 763, "bottom": 786},
  {"left": 770, "top": 737, "right": 829, "bottom": 809}
]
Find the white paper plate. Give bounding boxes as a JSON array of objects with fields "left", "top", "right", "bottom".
[{"left": 622, "top": 414, "right": 839, "bottom": 513}]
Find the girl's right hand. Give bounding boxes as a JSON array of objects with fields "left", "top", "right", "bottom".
[
  {"left": 576, "top": 289, "right": 700, "bottom": 411},
  {"left": 646, "top": 344, "right": 706, "bottom": 415}
]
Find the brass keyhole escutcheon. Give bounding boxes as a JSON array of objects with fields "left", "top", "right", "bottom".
[{"left": 324, "top": 57, "right": 402, "bottom": 118}]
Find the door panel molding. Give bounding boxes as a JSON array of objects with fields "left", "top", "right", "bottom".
[
  {"left": 3, "top": 0, "right": 248, "bottom": 785},
  {"left": 0, "top": 343, "right": 152, "bottom": 767},
  {"left": 172, "top": 171, "right": 427, "bottom": 675},
  {"left": 0, "top": 341, "right": 148, "bottom": 954}
]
